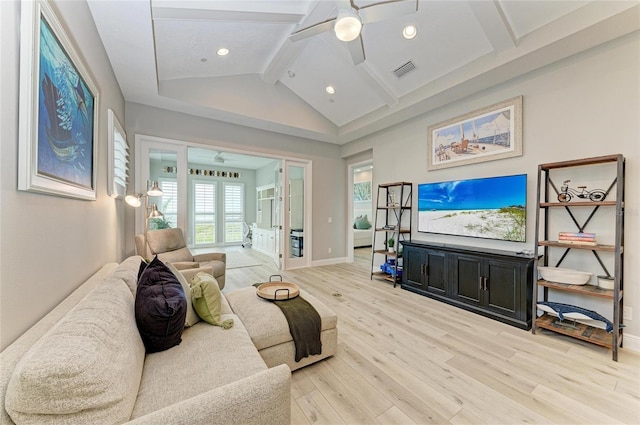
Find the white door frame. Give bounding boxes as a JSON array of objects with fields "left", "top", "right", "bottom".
[
  {"left": 134, "top": 134, "right": 188, "bottom": 236},
  {"left": 347, "top": 159, "right": 373, "bottom": 263},
  {"left": 283, "top": 159, "right": 312, "bottom": 270},
  {"left": 134, "top": 134, "right": 312, "bottom": 271},
  {"left": 273, "top": 162, "right": 282, "bottom": 269}
]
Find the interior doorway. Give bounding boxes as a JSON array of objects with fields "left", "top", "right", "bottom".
[
  {"left": 347, "top": 160, "right": 373, "bottom": 263},
  {"left": 134, "top": 134, "right": 311, "bottom": 271}
]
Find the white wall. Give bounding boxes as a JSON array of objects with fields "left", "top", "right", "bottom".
[
  {"left": 125, "top": 102, "right": 347, "bottom": 261},
  {"left": 0, "top": 0, "right": 126, "bottom": 349},
  {"left": 342, "top": 32, "right": 640, "bottom": 341}
]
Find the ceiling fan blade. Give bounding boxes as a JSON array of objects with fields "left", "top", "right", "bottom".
[
  {"left": 345, "top": 35, "right": 365, "bottom": 65},
  {"left": 336, "top": 0, "right": 354, "bottom": 12},
  {"left": 358, "top": 0, "right": 418, "bottom": 25},
  {"left": 289, "top": 18, "right": 336, "bottom": 42}
]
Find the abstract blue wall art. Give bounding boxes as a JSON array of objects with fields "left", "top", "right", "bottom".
[
  {"left": 38, "top": 17, "right": 95, "bottom": 189},
  {"left": 18, "top": 0, "right": 98, "bottom": 200}
]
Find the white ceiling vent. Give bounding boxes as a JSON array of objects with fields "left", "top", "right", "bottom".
[{"left": 393, "top": 60, "right": 416, "bottom": 79}]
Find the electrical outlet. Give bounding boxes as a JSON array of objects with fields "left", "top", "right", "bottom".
[
  {"left": 328, "top": 248, "right": 332, "bottom": 254},
  {"left": 623, "top": 306, "right": 632, "bottom": 321}
]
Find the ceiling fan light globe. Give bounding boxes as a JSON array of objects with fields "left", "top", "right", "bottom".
[{"left": 334, "top": 12, "right": 362, "bottom": 42}]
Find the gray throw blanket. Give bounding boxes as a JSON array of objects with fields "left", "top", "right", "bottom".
[{"left": 254, "top": 283, "right": 322, "bottom": 361}]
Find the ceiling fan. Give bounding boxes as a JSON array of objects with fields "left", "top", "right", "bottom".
[
  {"left": 289, "top": 0, "right": 419, "bottom": 65},
  {"left": 213, "top": 151, "right": 227, "bottom": 164}
]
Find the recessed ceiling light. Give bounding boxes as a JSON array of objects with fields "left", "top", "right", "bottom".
[
  {"left": 217, "top": 48, "right": 229, "bottom": 56},
  {"left": 200, "top": 58, "right": 208, "bottom": 63},
  {"left": 326, "top": 85, "right": 335, "bottom": 94},
  {"left": 402, "top": 25, "right": 417, "bottom": 40}
]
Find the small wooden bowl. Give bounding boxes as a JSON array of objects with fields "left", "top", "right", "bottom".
[{"left": 256, "top": 282, "right": 300, "bottom": 301}]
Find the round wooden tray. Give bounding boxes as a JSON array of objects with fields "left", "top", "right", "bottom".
[{"left": 256, "top": 282, "right": 300, "bottom": 301}]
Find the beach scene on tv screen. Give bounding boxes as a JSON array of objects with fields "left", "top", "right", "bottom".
[{"left": 418, "top": 174, "right": 526, "bottom": 242}]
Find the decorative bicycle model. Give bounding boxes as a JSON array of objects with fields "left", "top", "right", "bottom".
[{"left": 557, "top": 179, "right": 606, "bottom": 202}]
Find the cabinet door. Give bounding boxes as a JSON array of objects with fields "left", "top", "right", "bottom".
[
  {"left": 402, "top": 246, "right": 425, "bottom": 290},
  {"left": 266, "top": 230, "right": 275, "bottom": 253},
  {"left": 424, "top": 250, "right": 447, "bottom": 296},
  {"left": 484, "top": 259, "right": 519, "bottom": 319},
  {"left": 451, "top": 254, "right": 483, "bottom": 307},
  {"left": 402, "top": 248, "right": 446, "bottom": 295}
]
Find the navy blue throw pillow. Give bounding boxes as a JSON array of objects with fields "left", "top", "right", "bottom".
[{"left": 135, "top": 256, "right": 187, "bottom": 353}]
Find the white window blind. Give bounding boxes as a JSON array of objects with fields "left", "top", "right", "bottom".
[
  {"left": 107, "top": 109, "right": 128, "bottom": 198},
  {"left": 153, "top": 179, "right": 177, "bottom": 229},
  {"left": 194, "top": 182, "right": 216, "bottom": 245},
  {"left": 224, "top": 183, "right": 244, "bottom": 243}
]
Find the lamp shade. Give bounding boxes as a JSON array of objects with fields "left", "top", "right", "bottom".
[
  {"left": 334, "top": 10, "right": 362, "bottom": 42},
  {"left": 148, "top": 204, "right": 164, "bottom": 219},
  {"left": 125, "top": 194, "right": 142, "bottom": 207},
  {"left": 147, "top": 181, "right": 163, "bottom": 197}
]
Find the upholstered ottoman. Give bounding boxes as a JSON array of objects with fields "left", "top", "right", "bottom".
[{"left": 226, "top": 286, "right": 337, "bottom": 371}]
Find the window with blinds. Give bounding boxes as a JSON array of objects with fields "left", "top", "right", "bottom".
[
  {"left": 194, "top": 182, "right": 216, "bottom": 245},
  {"left": 107, "top": 109, "right": 128, "bottom": 198},
  {"left": 224, "top": 183, "right": 245, "bottom": 243}
]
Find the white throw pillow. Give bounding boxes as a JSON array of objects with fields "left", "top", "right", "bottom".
[{"left": 167, "top": 262, "right": 200, "bottom": 327}]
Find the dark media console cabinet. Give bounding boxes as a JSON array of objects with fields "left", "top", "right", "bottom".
[{"left": 401, "top": 241, "right": 535, "bottom": 329}]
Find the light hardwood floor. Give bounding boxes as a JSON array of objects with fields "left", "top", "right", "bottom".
[{"left": 220, "top": 247, "right": 640, "bottom": 424}]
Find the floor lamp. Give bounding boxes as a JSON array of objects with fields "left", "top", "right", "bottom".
[{"left": 125, "top": 180, "right": 164, "bottom": 256}]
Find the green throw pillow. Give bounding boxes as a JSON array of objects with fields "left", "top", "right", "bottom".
[
  {"left": 190, "top": 272, "right": 233, "bottom": 329},
  {"left": 354, "top": 214, "right": 372, "bottom": 229}
]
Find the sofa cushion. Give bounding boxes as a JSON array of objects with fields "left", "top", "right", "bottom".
[
  {"left": 156, "top": 247, "right": 193, "bottom": 264},
  {"left": 130, "top": 316, "right": 267, "bottom": 419},
  {"left": 136, "top": 257, "right": 187, "bottom": 352},
  {"left": 5, "top": 278, "right": 145, "bottom": 425},
  {"left": 167, "top": 262, "right": 200, "bottom": 327},
  {"left": 146, "top": 228, "right": 187, "bottom": 253},
  {"left": 170, "top": 261, "right": 200, "bottom": 270},
  {"left": 190, "top": 272, "right": 233, "bottom": 328},
  {"left": 108, "top": 255, "right": 146, "bottom": 295}
]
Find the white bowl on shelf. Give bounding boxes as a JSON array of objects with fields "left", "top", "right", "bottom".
[
  {"left": 538, "top": 266, "right": 592, "bottom": 285},
  {"left": 597, "top": 275, "right": 615, "bottom": 290}
]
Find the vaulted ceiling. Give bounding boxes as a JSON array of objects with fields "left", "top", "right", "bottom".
[{"left": 87, "top": 1, "right": 640, "bottom": 144}]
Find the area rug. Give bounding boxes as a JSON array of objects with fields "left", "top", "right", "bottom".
[{"left": 226, "top": 250, "right": 262, "bottom": 269}]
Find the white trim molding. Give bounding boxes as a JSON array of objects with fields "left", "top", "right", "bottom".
[{"left": 622, "top": 333, "right": 640, "bottom": 353}]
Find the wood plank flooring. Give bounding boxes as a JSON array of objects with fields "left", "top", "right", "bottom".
[{"left": 220, "top": 247, "right": 640, "bottom": 424}]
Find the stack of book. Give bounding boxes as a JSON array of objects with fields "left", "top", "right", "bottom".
[{"left": 558, "top": 232, "right": 597, "bottom": 246}]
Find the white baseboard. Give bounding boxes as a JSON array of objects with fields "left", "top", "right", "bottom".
[
  {"left": 311, "top": 257, "right": 348, "bottom": 267},
  {"left": 623, "top": 333, "right": 640, "bottom": 353}
]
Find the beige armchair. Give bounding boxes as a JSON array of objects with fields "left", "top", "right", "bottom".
[{"left": 135, "top": 228, "right": 226, "bottom": 289}]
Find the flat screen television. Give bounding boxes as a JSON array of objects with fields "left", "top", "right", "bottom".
[{"left": 418, "top": 174, "right": 527, "bottom": 242}]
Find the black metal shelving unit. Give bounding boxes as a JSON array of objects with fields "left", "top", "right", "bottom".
[
  {"left": 370, "top": 182, "right": 412, "bottom": 287},
  {"left": 532, "top": 154, "right": 625, "bottom": 361}
]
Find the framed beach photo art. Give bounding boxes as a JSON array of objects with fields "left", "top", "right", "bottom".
[
  {"left": 427, "top": 96, "right": 522, "bottom": 171},
  {"left": 18, "top": 0, "right": 99, "bottom": 200}
]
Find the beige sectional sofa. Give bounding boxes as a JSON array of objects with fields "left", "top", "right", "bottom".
[{"left": 0, "top": 256, "right": 290, "bottom": 425}]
